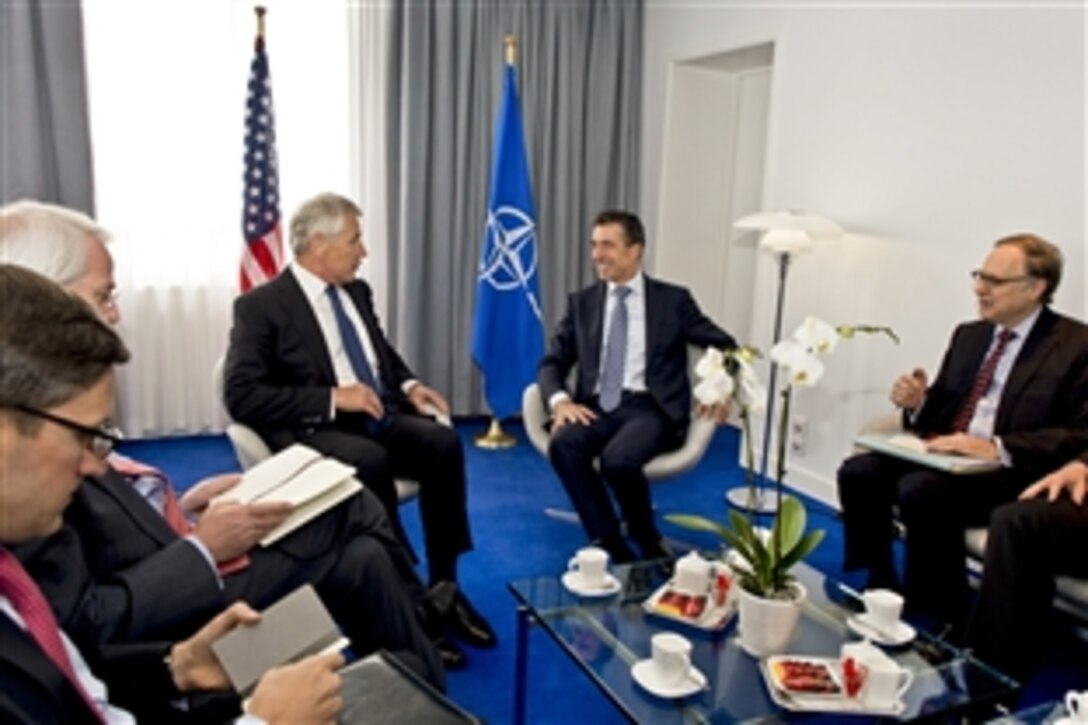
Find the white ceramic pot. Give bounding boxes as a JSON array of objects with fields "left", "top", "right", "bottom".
[{"left": 736, "top": 581, "right": 807, "bottom": 657}]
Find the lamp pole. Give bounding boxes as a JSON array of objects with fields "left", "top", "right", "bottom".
[{"left": 726, "top": 250, "right": 789, "bottom": 514}]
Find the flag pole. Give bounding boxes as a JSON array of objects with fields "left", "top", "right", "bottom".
[{"left": 474, "top": 33, "right": 522, "bottom": 451}]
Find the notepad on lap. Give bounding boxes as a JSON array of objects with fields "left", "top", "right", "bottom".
[
  {"left": 213, "top": 444, "right": 363, "bottom": 545},
  {"left": 854, "top": 432, "right": 1001, "bottom": 474},
  {"left": 211, "top": 584, "right": 348, "bottom": 696}
]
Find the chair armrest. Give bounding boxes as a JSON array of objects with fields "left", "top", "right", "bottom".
[{"left": 521, "top": 383, "right": 551, "bottom": 457}]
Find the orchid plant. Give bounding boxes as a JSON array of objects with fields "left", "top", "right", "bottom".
[{"left": 668, "top": 317, "right": 897, "bottom": 597}]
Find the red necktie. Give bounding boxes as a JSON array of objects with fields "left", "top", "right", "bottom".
[
  {"left": 951, "top": 328, "right": 1017, "bottom": 432},
  {"left": 0, "top": 548, "right": 105, "bottom": 722},
  {"left": 109, "top": 456, "right": 250, "bottom": 575}
]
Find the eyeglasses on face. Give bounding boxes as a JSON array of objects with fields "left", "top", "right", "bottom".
[
  {"left": 11, "top": 404, "right": 124, "bottom": 458},
  {"left": 970, "top": 270, "right": 1035, "bottom": 287}
]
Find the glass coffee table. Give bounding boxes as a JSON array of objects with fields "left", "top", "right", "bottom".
[{"left": 508, "top": 560, "right": 1018, "bottom": 723}]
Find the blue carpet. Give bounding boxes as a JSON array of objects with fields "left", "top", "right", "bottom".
[{"left": 118, "top": 423, "right": 1087, "bottom": 722}]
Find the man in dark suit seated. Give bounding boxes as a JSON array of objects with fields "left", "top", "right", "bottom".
[
  {"left": 0, "top": 263, "right": 343, "bottom": 724},
  {"left": 965, "top": 453, "right": 1088, "bottom": 680},
  {"left": 223, "top": 192, "right": 495, "bottom": 658},
  {"left": 837, "top": 233, "right": 1088, "bottom": 629},
  {"left": 537, "top": 210, "right": 736, "bottom": 563},
  {"left": 0, "top": 200, "right": 449, "bottom": 685}
]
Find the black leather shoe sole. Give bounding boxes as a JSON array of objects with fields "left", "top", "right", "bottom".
[
  {"left": 434, "top": 635, "right": 467, "bottom": 671},
  {"left": 450, "top": 594, "right": 498, "bottom": 649}
]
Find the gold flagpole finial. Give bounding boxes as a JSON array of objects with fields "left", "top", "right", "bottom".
[
  {"left": 255, "top": 6, "right": 267, "bottom": 39},
  {"left": 504, "top": 34, "right": 517, "bottom": 67}
]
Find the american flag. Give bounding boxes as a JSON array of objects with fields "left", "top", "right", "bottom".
[{"left": 239, "top": 21, "right": 283, "bottom": 292}]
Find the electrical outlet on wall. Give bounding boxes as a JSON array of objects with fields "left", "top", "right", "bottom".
[{"left": 790, "top": 415, "right": 809, "bottom": 456}]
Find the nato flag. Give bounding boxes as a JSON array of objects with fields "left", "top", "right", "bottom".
[{"left": 471, "top": 64, "right": 545, "bottom": 420}]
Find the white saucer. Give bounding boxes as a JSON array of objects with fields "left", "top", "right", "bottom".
[
  {"left": 847, "top": 613, "right": 916, "bottom": 646},
  {"left": 562, "top": 571, "right": 621, "bottom": 597},
  {"left": 631, "top": 659, "right": 708, "bottom": 699}
]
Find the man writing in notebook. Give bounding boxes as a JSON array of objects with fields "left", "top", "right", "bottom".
[
  {"left": 0, "top": 201, "right": 448, "bottom": 692},
  {"left": 0, "top": 263, "right": 343, "bottom": 724},
  {"left": 223, "top": 192, "right": 495, "bottom": 658},
  {"left": 836, "top": 234, "right": 1088, "bottom": 630}
]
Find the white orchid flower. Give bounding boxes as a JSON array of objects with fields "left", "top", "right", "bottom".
[
  {"left": 771, "top": 339, "right": 825, "bottom": 387},
  {"left": 693, "top": 368, "right": 735, "bottom": 406},
  {"left": 694, "top": 347, "right": 726, "bottom": 380},
  {"left": 735, "top": 356, "right": 767, "bottom": 414},
  {"left": 794, "top": 316, "right": 839, "bottom": 356}
]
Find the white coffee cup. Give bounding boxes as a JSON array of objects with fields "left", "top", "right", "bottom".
[
  {"left": 862, "top": 588, "right": 904, "bottom": 631},
  {"left": 650, "top": 632, "right": 692, "bottom": 686},
  {"left": 568, "top": 546, "right": 609, "bottom": 586},
  {"left": 1066, "top": 690, "right": 1088, "bottom": 722},
  {"left": 862, "top": 659, "right": 914, "bottom": 709},
  {"left": 841, "top": 640, "right": 913, "bottom": 708},
  {"left": 673, "top": 551, "right": 714, "bottom": 595}
]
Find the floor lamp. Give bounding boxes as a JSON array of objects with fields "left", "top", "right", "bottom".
[{"left": 724, "top": 210, "right": 843, "bottom": 514}]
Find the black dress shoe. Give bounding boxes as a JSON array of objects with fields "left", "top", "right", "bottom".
[
  {"left": 449, "top": 591, "right": 497, "bottom": 648},
  {"left": 433, "top": 634, "right": 467, "bottom": 671}
]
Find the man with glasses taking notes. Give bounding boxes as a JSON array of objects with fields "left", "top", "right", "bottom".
[
  {"left": 0, "top": 264, "right": 343, "bottom": 724},
  {"left": 836, "top": 234, "right": 1088, "bottom": 633}
]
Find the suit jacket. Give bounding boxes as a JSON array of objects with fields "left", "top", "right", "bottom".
[
  {"left": 224, "top": 269, "right": 415, "bottom": 449},
  {"left": 0, "top": 615, "right": 102, "bottom": 725},
  {"left": 910, "top": 307, "right": 1088, "bottom": 475},
  {"left": 538, "top": 275, "right": 735, "bottom": 434}
]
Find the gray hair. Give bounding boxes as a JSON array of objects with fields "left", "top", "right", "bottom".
[
  {"left": 0, "top": 264, "right": 129, "bottom": 432},
  {"left": 289, "top": 193, "right": 361, "bottom": 255},
  {"left": 0, "top": 200, "right": 110, "bottom": 285}
]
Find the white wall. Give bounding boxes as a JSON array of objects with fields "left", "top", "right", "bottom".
[{"left": 642, "top": 4, "right": 1086, "bottom": 505}]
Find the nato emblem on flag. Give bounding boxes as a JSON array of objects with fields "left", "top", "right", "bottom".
[{"left": 471, "top": 65, "right": 545, "bottom": 420}]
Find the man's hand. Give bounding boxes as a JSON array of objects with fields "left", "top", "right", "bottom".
[
  {"left": 551, "top": 399, "right": 597, "bottom": 431},
  {"left": 890, "top": 368, "right": 927, "bottom": 410},
  {"left": 407, "top": 382, "right": 450, "bottom": 417},
  {"left": 247, "top": 653, "right": 344, "bottom": 724},
  {"left": 333, "top": 383, "right": 385, "bottom": 420},
  {"left": 179, "top": 474, "right": 241, "bottom": 517},
  {"left": 191, "top": 499, "right": 293, "bottom": 562},
  {"left": 925, "top": 433, "right": 998, "bottom": 460},
  {"left": 695, "top": 400, "right": 732, "bottom": 425},
  {"left": 168, "top": 602, "right": 261, "bottom": 692},
  {"left": 1019, "top": 460, "right": 1088, "bottom": 505}
]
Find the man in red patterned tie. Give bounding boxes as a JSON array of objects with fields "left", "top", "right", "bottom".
[
  {"left": 0, "top": 264, "right": 343, "bottom": 723},
  {"left": 836, "top": 234, "right": 1088, "bottom": 630}
]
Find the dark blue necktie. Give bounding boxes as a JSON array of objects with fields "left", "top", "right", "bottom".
[
  {"left": 598, "top": 285, "right": 631, "bottom": 412},
  {"left": 326, "top": 285, "right": 389, "bottom": 431}
]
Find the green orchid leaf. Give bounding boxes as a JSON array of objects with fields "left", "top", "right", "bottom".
[
  {"left": 779, "top": 529, "right": 826, "bottom": 571},
  {"left": 774, "top": 496, "right": 806, "bottom": 554},
  {"left": 663, "top": 514, "right": 731, "bottom": 540}
]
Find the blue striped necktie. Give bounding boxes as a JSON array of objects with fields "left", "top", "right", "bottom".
[
  {"left": 326, "top": 285, "right": 383, "bottom": 394},
  {"left": 598, "top": 285, "right": 631, "bottom": 412}
]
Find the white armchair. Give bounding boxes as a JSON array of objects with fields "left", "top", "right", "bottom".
[{"left": 212, "top": 357, "right": 422, "bottom": 503}]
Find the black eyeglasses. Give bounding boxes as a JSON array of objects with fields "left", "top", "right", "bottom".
[
  {"left": 971, "top": 270, "right": 1034, "bottom": 287},
  {"left": 12, "top": 405, "right": 123, "bottom": 459}
]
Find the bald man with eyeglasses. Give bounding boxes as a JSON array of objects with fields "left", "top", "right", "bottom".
[{"left": 836, "top": 233, "right": 1088, "bottom": 634}]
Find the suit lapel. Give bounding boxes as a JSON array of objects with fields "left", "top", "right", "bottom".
[
  {"left": 0, "top": 615, "right": 100, "bottom": 722},
  {"left": 585, "top": 283, "right": 607, "bottom": 390},
  {"left": 643, "top": 276, "right": 659, "bottom": 357},
  {"left": 276, "top": 272, "right": 337, "bottom": 384},
  {"left": 996, "top": 308, "right": 1057, "bottom": 429},
  {"left": 91, "top": 470, "right": 178, "bottom": 547},
  {"left": 343, "top": 281, "right": 394, "bottom": 389}
]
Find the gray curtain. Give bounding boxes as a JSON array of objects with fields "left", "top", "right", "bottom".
[
  {"left": 0, "top": 0, "right": 95, "bottom": 213},
  {"left": 379, "top": 0, "right": 642, "bottom": 414}
]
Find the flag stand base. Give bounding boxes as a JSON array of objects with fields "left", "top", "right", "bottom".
[{"left": 474, "top": 418, "right": 517, "bottom": 449}]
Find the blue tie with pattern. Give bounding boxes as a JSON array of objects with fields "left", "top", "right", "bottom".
[
  {"left": 598, "top": 285, "right": 631, "bottom": 412},
  {"left": 326, "top": 285, "right": 390, "bottom": 431}
]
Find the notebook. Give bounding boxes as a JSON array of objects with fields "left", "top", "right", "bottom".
[{"left": 853, "top": 432, "right": 1001, "bottom": 474}]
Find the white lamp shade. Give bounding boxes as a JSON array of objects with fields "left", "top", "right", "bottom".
[{"left": 733, "top": 210, "right": 843, "bottom": 239}]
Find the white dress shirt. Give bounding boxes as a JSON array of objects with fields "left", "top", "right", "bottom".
[{"left": 597, "top": 271, "right": 648, "bottom": 395}]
